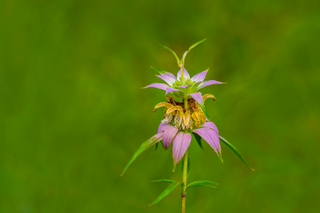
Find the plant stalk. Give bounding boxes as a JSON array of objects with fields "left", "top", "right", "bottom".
[
  {"left": 181, "top": 97, "right": 189, "bottom": 213},
  {"left": 184, "top": 98, "right": 188, "bottom": 110},
  {"left": 181, "top": 150, "right": 188, "bottom": 213},
  {"left": 180, "top": 66, "right": 184, "bottom": 83}
]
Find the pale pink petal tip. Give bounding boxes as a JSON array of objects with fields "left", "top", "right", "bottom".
[
  {"left": 158, "top": 123, "right": 172, "bottom": 133},
  {"left": 144, "top": 83, "right": 169, "bottom": 91},
  {"left": 172, "top": 132, "right": 192, "bottom": 164},
  {"left": 198, "top": 80, "right": 223, "bottom": 90},
  {"left": 192, "top": 128, "right": 221, "bottom": 156},
  {"left": 163, "top": 126, "right": 179, "bottom": 149},
  {"left": 189, "top": 92, "right": 204, "bottom": 106},
  {"left": 202, "top": 121, "right": 219, "bottom": 135},
  {"left": 156, "top": 73, "right": 176, "bottom": 86},
  {"left": 165, "top": 87, "right": 181, "bottom": 95},
  {"left": 180, "top": 84, "right": 189, "bottom": 89},
  {"left": 191, "top": 70, "right": 208, "bottom": 83}
]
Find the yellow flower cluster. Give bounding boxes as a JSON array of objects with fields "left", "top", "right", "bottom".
[{"left": 153, "top": 94, "right": 215, "bottom": 130}]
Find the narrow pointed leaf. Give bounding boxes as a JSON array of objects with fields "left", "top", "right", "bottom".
[
  {"left": 160, "top": 141, "right": 164, "bottom": 149},
  {"left": 192, "top": 82, "right": 203, "bottom": 91},
  {"left": 218, "top": 152, "right": 224, "bottom": 163},
  {"left": 192, "top": 132, "right": 203, "bottom": 149},
  {"left": 148, "top": 181, "right": 181, "bottom": 207},
  {"left": 151, "top": 179, "right": 176, "bottom": 183},
  {"left": 156, "top": 42, "right": 181, "bottom": 66},
  {"left": 200, "top": 103, "right": 211, "bottom": 121},
  {"left": 188, "top": 38, "right": 207, "bottom": 51},
  {"left": 187, "top": 180, "right": 218, "bottom": 189},
  {"left": 187, "top": 183, "right": 217, "bottom": 189},
  {"left": 219, "top": 136, "right": 255, "bottom": 171},
  {"left": 155, "top": 142, "right": 158, "bottom": 151},
  {"left": 121, "top": 133, "right": 163, "bottom": 176},
  {"left": 182, "top": 38, "right": 207, "bottom": 65},
  {"left": 181, "top": 51, "right": 188, "bottom": 65}
]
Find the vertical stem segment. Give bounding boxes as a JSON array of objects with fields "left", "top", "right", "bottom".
[
  {"left": 184, "top": 98, "right": 188, "bottom": 110},
  {"left": 180, "top": 66, "right": 184, "bottom": 83},
  {"left": 181, "top": 150, "right": 188, "bottom": 213},
  {"left": 181, "top": 97, "right": 189, "bottom": 213}
]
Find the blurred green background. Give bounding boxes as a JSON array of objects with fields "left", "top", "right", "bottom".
[{"left": 1, "top": 0, "right": 320, "bottom": 212}]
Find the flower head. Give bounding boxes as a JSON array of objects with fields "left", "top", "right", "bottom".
[
  {"left": 121, "top": 40, "right": 255, "bottom": 212},
  {"left": 154, "top": 95, "right": 222, "bottom": 170},
  {"left": 144, "top": 40, "right": 224, "bottom": 118},
  {"left": 121, "top": 39, "right": 255, "bottom": 178}
]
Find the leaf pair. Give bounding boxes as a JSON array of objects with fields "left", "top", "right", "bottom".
[
  {"left": 148, "top": 179, "right": 218, "bottom": 207},
  {"left": 156, "top": 39, "right": 207, "bottom": 67}
]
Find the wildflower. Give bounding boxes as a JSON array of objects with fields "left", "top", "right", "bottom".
[
  {"left": 155, "top": 95, "right": 222, "bottom": 169},
  {"left": 121, "top": 40, "right": 254, "bottom": 213}
]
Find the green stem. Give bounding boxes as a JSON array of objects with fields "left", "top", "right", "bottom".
[
  {"left": 184, "top": 98, "right": 188, "bottom": 110},
  {"left": 180, "top": 66, "right": 184, "bottom": 83},
  {"left": 181, "top": 150, "right": 188, "bottom": 213},
  {"left": 181, "top": 97, "right": 189, "bottom": 213}
]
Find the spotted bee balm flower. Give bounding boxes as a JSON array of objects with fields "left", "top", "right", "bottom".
[
  {"left": 121, "top": 39, "right": 254, "bottom": 213},
  {"left": 154, "top": 94, "right": 223, "bottom": 168}
]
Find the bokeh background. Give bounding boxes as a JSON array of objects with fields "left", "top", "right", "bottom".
[{"left": 1, "top": 0, "right": 320, "bottom": 212}]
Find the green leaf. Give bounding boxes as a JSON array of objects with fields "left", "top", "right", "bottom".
[
  {"left": 160, "top": 141, "right": 164, "bottom": 149},
  {"left": 156, "top": 42, "right": 181, "bottom": 66},
  {"left": 120, "top": 135, "right": 162, "bottom": 176},
  {"left": 219, "top": 136, "right": 255, "bottom": 171},
  {"left": 150, "top": 66, "right": 167, "bottom": 74},
  {"left": 189, "top": 82, "right": 203, "bottom": 94},
  {"left": 155, "top": 142, "right": 158, "bottom": 151},
  {"left": 148, "top": 181, "right": 181, "bottom": 207},
  {"left": 200, "top": 103, "right": 211, "bottom": 121},
  {"left": 151, "top": 179, "right": 176, "bottom": 183},
  {"left": 181, "top": 38, "right": 207, "bottom": 65},
  {"left": 187, "top": 183, "right": 217, "bottom": 189},
  {"left": 187, "top": 180, "right": 218, "bottom": 189},
  {"left": 218, "top": 152, "right": 224, "bottom": 163},
  {"left": 181, "top": 51, "right": 188, "bottom": 65},
  {"left": 188, "top": 38, "right": 207, "bottom": 51},
  {"left": 192, "top": 132, "right": 203, "bottom": 149}
]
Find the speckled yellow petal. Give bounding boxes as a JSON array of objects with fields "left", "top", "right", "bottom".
[
  {"left": 167, "top": 106, "right": 184, "bottom": 115},
  {"left": 166, "top": 95, "right": 177, "bottom": 105},
  {"left": 192, "top": 112, "right": 201, "bottom": 127},
  {"left": 184, "top": 110, "right": 191, "bottom": 126},
  {"left": 163, "top": 113, "right": 173, "bottom": 123},
  {"left": 195, "top": 101, "right": 201, "bottom": 109},
  {"left": 188, "top": 119, "right": 194, "bottom": 130},
  {"left": 203, "top": 94, "right": 216, "bottom": 101},
  {"left": 199, "top": 109, "right": 207, "bottom": 123},
  {"left": 153, "top": 102, "right": 173, "bottom": 113},
  {"left": 174, "top": 114, "right": 183, "bottom": 128}
]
